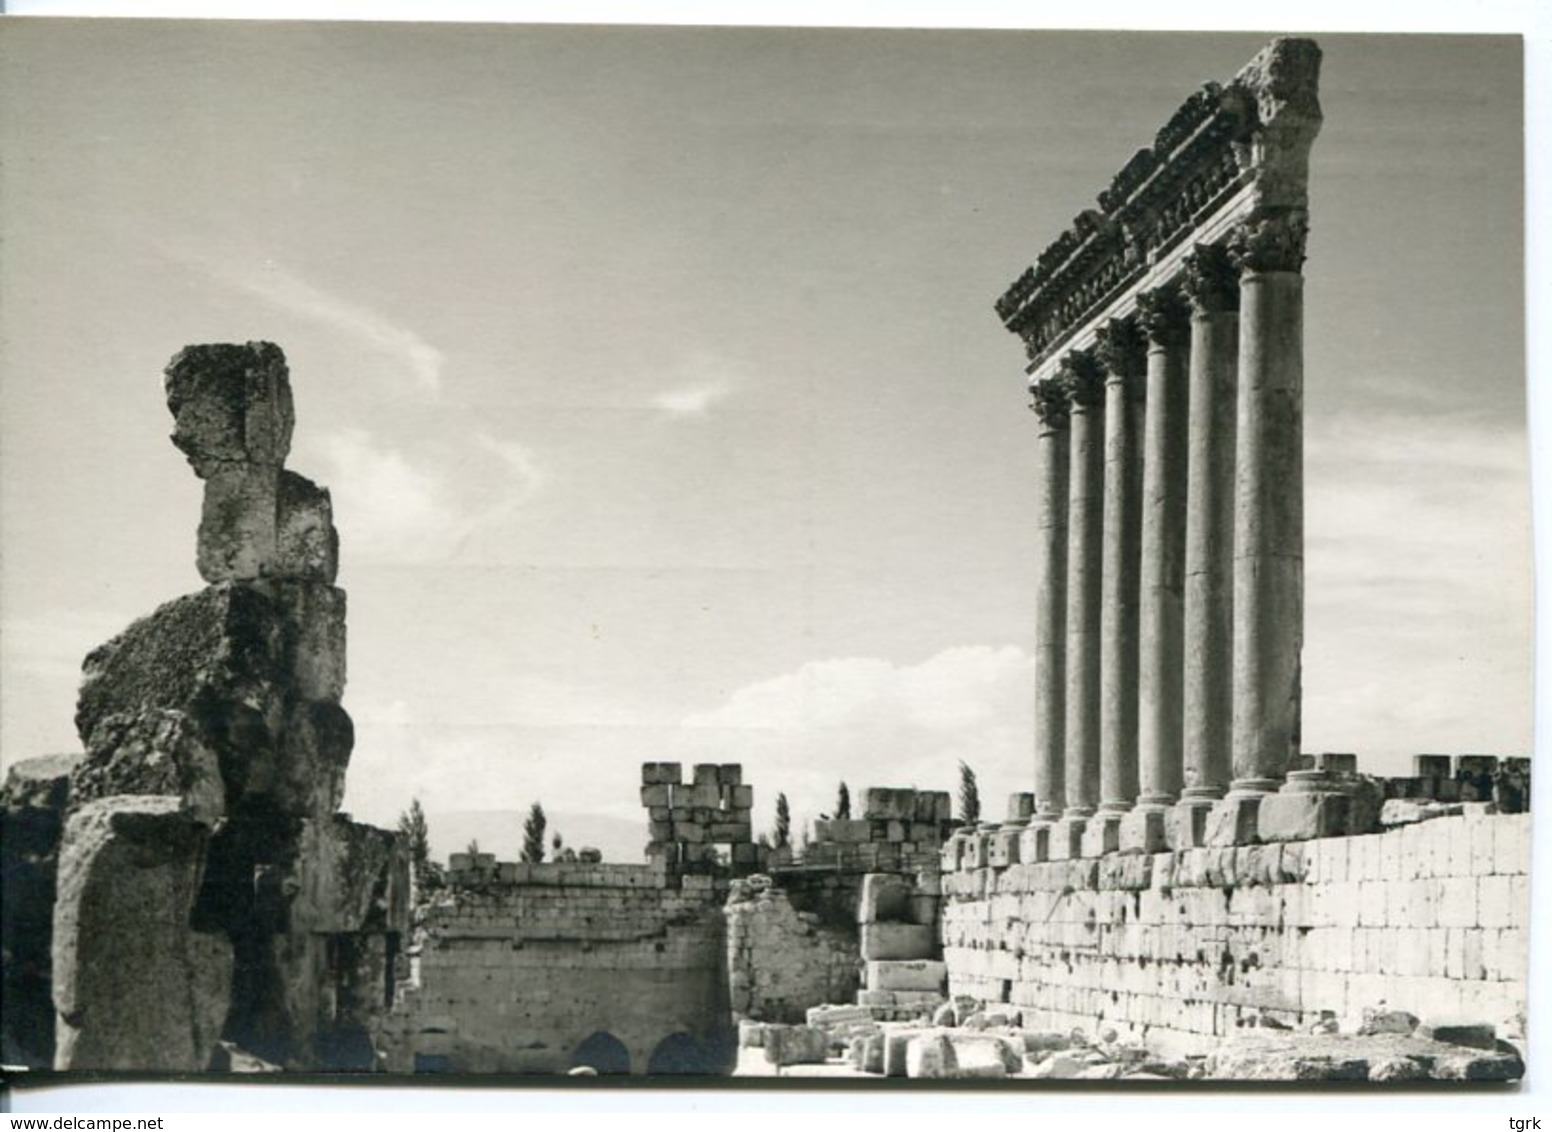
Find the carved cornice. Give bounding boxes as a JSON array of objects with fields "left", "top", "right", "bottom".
[
  {"left": 996, "top": 37, "right": 1321, "bottom": 367},
  {"left": 1095, "top": 317, "right": 1147, "bottom": 382},
  {"left": 1058, "top": 349, "right": 1106, "bottom": 409},
  {"left": 1028, "top": 375, "right": 1071, "bottom": 429},
  {"left": 1136, "top": 284, "right": 1191, "bottom": 347},
  {"left": 1181, "top": 242, "right": 1240, "bottom": 314},
  {"left": 1228, "top": 210, "right": 1309, "bottom": 274}
]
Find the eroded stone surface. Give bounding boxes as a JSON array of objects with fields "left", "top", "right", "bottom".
[
  {"left": 52, "top": 797, "right": 233, "bottom": 1070},
  {"left": 165, "top": 342, "right": 294, "bottom": 475}
]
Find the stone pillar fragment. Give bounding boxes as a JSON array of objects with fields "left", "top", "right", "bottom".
[
  {"left": 1029, "top": 376, "right": 1071, "bottom": 838},
  {"left": 1052, "top": 351, "right": 1105, "bottom": 860},
  {"left": 1174, "top": 243, "right": 1239, "bottom": 848},
  {"left": 1086, "top": 316, "right": 1146, "bottom": 858},
  {"left": 1122, "top": 285, "right": 1190, "bottom": 854}
]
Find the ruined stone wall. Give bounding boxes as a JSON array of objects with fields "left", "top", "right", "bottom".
[
  {"left": 385, "top": 863, "right": 733, "bottom": 1074},
  {"left": 724, "top": 878, "right": 860, "bottom": 1024},
  {"left": 940, "top": 813, "right": 1530, "bottom": 1054}
]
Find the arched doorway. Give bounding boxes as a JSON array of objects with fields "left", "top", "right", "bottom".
[
  {"left": 646, "top": 1031, "right": 712, "bottom": 1076},
  {"left": 569, "top": 1030, "right": 630, "bottom": 1075}
]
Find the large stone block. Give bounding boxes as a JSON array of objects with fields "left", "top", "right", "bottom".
[
  {"left": 1119, "top": 807, "right": 1169, "bottom": 854},
  {"left": 1258, "top": 790, "right": 1350, "bottom": 843},
  {"left": 292, "top": 816, "right": 409, "bottom": 934},
  {"left": 275, "top": 471, "right": 339, "bottom": 583},
  {"left": 861, "top": 922, "right": 935, "bottom": 961},
  {"left": 164, "top": 341, "right": 294, "bottom": 475},
  {"left": 75, "top": 582, "right": 351, "bottom": 820},
  {"left": 867, "top": 959, "right": 946, "bottom": 992},
  {"left": 53, "top": 797, "right": 232, "bottom": 1071},
  {"left": 1205, "top": 794, "right": 1263, "bottom": 846},
  {"left": 198, "top": 466, "right": 280, "bottom": 583},
  {"left": 858, "top": 873, "right": 914, "bottom": 923},
  {"left": 863, "top": 788, "right": 917, "bottom": 821}
]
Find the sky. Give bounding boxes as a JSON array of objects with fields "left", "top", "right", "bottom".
[{"left": 0, "top": 20, "right": 1530, "bottom": 862}]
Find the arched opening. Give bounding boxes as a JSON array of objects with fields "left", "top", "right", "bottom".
[
  {"left": 646, "top": 1031, "right": 712, "bottom": 1076},
  {"left": 569, "top": 1030, "right": 630, "bottom": 1075}
]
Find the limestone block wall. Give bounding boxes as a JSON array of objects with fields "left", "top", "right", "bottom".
[
  {"left": 385, "top": 865, "right": 733, "bottom": 1074},
  {"left": 941, "top": 813, "right": 1530, "bottom": 1053}
]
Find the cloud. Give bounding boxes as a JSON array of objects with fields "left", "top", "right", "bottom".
[
  {"left": 1302, "top": 405, "right": 1531, "bottom": 770},
  {"left": 165, "top": 246, "right": 444, "bottom": 394},
  {"left": 311, "top": 427, "right": 547, "bottom": 560},
  {"left": 652, "top": 380, "right": 733, "bottom": 417},
  {"left": 677, "top": 645, "right": 1034, "bottom": 834}
]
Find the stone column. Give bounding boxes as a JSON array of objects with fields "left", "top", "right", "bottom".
[
  {"left": 1029, "top": 377, "right": 1071, "bottom": 848},
  {"left": 1208, "top": 211, "right": 1321, "bottom": 845},
  {"left": 1052, "top": 350, "right": 1105, "bottom": 860},
  {"left": 1121, "top": 286, "right": 1190, "bottom": 854},
  {"left": 1173, "top": 244, "right": 1239, "bottom": 849},
  {"left": 1086, "top": 317, "right": 1146, "bottom": 858}
]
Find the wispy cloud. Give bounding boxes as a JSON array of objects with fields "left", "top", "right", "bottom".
[
  {"left": 652, "top": 380, "right": 733, "bottom": 417},
  {"left": 311, "top": 427, "right": 548, "bottom": 561},
  {"left": 164, "top": 246, "right": 444, "bottom": 394}
]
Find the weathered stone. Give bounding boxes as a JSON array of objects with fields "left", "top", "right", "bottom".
[
  {"left": 1367, "top": 1056, "right": 1428, "bottom": 1082},
  {"left": 904, "top": 1033, "right": 956, "bottom": 1078},
  {"left": 1357, "top": 1008, "right": 1418, "bottom": 1037},
  {"left": 275, "top": 471, "right": 339, "bottom": 582},
  {"left": 858, "top": 873, "right": 914, "bottom": 923},
  {"left": 1418, "top": 1021, "right": 1496, "bottom": 1050},
  {"left": 1028, "top": 1052, "right": 1085, "bottom": 1079},
  {"left": 1258, "top": 786, "right": 1349, "bottom": 842},
  {"left": 860, "top": 921, "right": 934, "bottom": 961},
  {"left": 930, "top": 1001, "right": 957, "bottom": 1027},
  {"left": 164, "top": 341, "right": 294, "bottom": 475},
  {"left": 1, "top": 754, "right": 77, "bottom": 1068},
  {"left": 867, "top": 959, "right": 945, "bottom": 992},
  {"left": 761, "top": 1024, "right": 828, "bottom": 1067},
  {"left": 67, "top": 709, "right": 226, "bottom": 826},
  {"left": 52, "top": 797, "right": 232, "bottom": 1070}
]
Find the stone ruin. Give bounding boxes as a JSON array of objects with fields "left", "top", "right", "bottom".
[{"left": 35, "top": 342, "right": 408, "bottom": 1071}]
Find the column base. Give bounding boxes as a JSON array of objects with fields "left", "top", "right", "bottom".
[
  {"left": 1169, "top": 791, "right": 1223, "bottom": 849},
  {"left": 1118, "top": 805, "right": 1171, "bottom": 854},
  {"left": 1048, "top": 816, "right": 1089, "bottom": 861},
  {"left": 1205, "top": 792, "right": 1269, "bottom": 847},
  {"left": 987, "top": 825, "right": 1022, "bottom": 867},
  {"left": 1080, "top": 809, "right": 1125, "bottom": 858},
  {"left": 1017, "top": 821, "right": 1053, "bottom": 864},
  {"left": 1257, "top": 771, "right": 1352, "bottom": 842}
]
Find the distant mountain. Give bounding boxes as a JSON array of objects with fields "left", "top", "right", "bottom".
[{"left": 425, "top": 809, "right": 648, "bottom": 866}]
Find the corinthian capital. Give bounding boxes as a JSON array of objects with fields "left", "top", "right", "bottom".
[
  {"left": 1136, "top": 285, "right": 1191, "bottom": 348},
  {"left": 1094, "top": 317, "right": 1147, "bottom": 381},
  {"left": 1028, "top": 376, "right": 1071, "bottom": 429},
  {"left": 1181, "top": 243, "right": 1240, "bottom": 315},
  {"left": 1228, "top": 211, "right": 1309, "bottom": 275},
  {"left": 1057, "top": 349, "right": 1106, "bottom": 409}
]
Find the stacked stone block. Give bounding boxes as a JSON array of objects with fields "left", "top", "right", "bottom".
[
  {"left": 853, "top": 872, "right": 945, "bottom": 1019},
  {"left": 641, "top": 762, "right": 758, "bottom": 871},
  {"left": 939, "top": 813, "right": 1530, "bottom": 1049},
  {"left": 806, "top": 787, "right": 955, "bottom": 872},
  {"left": 51, "top": 343, "right": 408, "bottom": 1072}
]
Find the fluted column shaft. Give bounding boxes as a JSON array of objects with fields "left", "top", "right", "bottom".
[
  {"left": 1061, "top": 352, "right": 1106, "bottom": 819},
  {"left": 1182, "top": 245, "right": 1240, "bottom": 802},
  {"left": 1229, "top": 214, "right": 1307, "bottom": 792},
  {"left": 1136, "top": 289, "right": 1190, "bottom": 808},
  {"left": 1030, "top": 379, "right": 1070, "bottom": 821},
  {"left": 1096, "top": 319, "right": 1146, "bottom": 815}
]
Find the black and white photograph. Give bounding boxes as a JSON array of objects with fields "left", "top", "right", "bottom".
[{"left": 0, "top": 8, "right": 1540, "bottom": 1099}]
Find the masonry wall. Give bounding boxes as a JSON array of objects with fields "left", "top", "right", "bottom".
[
  {"left": 385, "top": 864, "right": 733, "bottom": 1075},
  {"left": 725, "top": 881, "right": 860, "bottom": 1024},
  {"left": 941, "top": 813, "right": 1530, "bottom": 1054}
]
